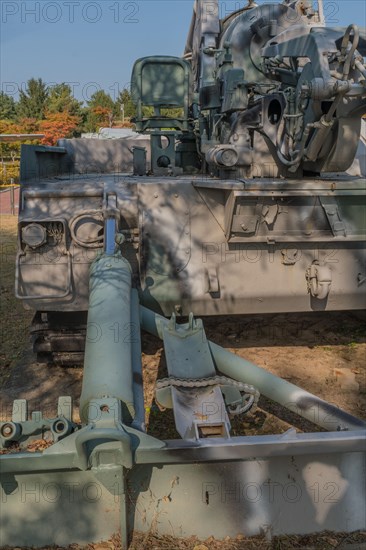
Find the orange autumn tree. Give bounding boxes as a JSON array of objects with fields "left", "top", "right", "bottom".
[
  {"left": 39, "top": 112, "right": 80, "bottom": 145},
  {"left": 0, "top": 118, "right": 44, "bottom": 184},
  {"left": 84, "top": 91, "right": 117, "bottom": 132},
  {"left": 17, "top": 118, "right": 40, "bottom": 134},
  {"left": 91, "top": 106, "right": 114, "bottom": 127}
]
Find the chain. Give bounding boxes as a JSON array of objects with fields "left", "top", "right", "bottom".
[{"left": 156, "top": 376, "right": 260, "bottom": 416}]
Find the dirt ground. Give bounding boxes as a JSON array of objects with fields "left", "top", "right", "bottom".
[{"left": 1, "top": 214, "right": 365, "bottom": 549}]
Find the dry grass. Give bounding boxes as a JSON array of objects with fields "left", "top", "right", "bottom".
[
  {"left": 2, "top": 530, "right": 365, "bottom": 549},
  {"left": 0, "top": 215, "right": 32, "bottom": 385}
]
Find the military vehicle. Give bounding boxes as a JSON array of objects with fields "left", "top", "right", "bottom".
[
  {"left": 1, "top": 0, "right": 365, "bottom": 547},
  {"left": 15, "top": 0, "right": 366, "bottom": 364}
]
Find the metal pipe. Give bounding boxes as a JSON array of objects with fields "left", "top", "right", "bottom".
[
  {"left": 105, "top": 217, "right": 116, "bottom": 255},
  {"left": 355, "top": 58, "right": 366, "bottom": 81},
  {"left": 23, "top": 189, "right": 104, "bottom": 199},
  {"left": 10, "top": 186, "right": 15, "bottom": 215},
  {"left": 140, "top": 306, "right": 366, "bottom": 432},
  {"left": 340, "top": 24, "right": 359, "bottom": 81},
  {"left": 80, "top": 255, "right": 135, "bottom": 424},
  {"left": 304, "top": 116, "right": 334, "bottom": 162},
  {"left": 317, "top": 0, "right": 325, "bottom": 26},
  {"left": 208, "top": 341, "right": 365, "bottom": 431},
  {"left": 131, "top": 290, "right": 146, "bottom": 431}
]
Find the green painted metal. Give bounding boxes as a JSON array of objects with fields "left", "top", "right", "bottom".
[
  {"left": 80, "top": 254, "right": 135, "bottom": 424},
  {"left": 131, "top": 56, "right": 191, "bottom": 132},
  {"left": 0, "top": 396, "right": 75, "bottom": 448}
]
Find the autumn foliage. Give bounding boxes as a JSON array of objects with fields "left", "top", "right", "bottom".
[
  {"left": 0, "top": 120, "right": 22, "bottom": 135},
  {"left": 92, "top": 106, "right": 113, "bottom": 127},
  {"left": 1, "top": 112, "right": 80, "bottom": 146},
  {"left": 0, "top": 78, "right": 138, "bottom": 185},
  {"left": 39, "top": 112, "right": 80, "bottom": 145}
]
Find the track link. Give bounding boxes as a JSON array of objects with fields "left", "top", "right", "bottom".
[{"left": 31, "top": 311, "right": 87, "bottom": 366}]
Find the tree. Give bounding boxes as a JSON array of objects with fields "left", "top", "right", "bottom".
[
  {"left": 0, "top": 120, "right": 23, "bottom": 185},
  {"left": 0, "top": 120, "right": 21, "bottom": 164},
  {"left": 17, "top": 78, "right": 49, "bottom": 120},
  {"left": 17, "top": 118, "right": 40, "bottom": 134},
  {"left": 116, "top": 88, "right": 136, "bottom": 120},
  {"left": 87, "top": 90, "right": 116, "bottom": 111},
  {"left": 38, "top": 112, "right": 81, "bottom": 145},
  {"left": 47, "top": 83, "right": 83, "bottom": 117},
  {"left": 0, "top": 92, "right": 17, "bottom": 120},
  {"left": 85, "top": 90, "right": 117, "bottom": 131}
]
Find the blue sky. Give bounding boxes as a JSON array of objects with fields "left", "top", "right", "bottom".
[{"left": 1, "top": 0, "right": 365, "bottom": 103}]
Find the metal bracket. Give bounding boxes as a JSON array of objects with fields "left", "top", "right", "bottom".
[
  {"left": 281, "top": 248, "right": 301, "bottom": 265},
  {"left": 262, "top": 203, "right": 279, "bottom": 227},
  {"left": 15, "top": 251, "right": 72, "bottom": 300},
  {"left": 306, "top": 260, "right": 332, "bottom": 299},
  {"left": 158, "top": 313, "right": 231, "bottom": 439},
  {"left": 320, "top": 196, "right": 347, "bottom": 237},
  {"left": 236, "top": 202, "right": 263, "bottom": 235},
  {"left": 150, "top": 132, "right": 176, "bottom": 176},
  {"left": 204, "top": 267, "right": 220, "bottom": 294},
  {"left": 0, "top": 397, "right": 76, "bottom": 448},
  {"left": 133, "top": 146, "right": 147, "bottom": 175}
]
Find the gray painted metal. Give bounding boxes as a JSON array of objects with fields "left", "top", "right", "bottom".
[
  {"left": 15, "top": 174, "right": 366, "bottom": 316},
  {"left": 140, "top": 306, "right": 366, "bottom": 432},
  {"left": 159, "top": 314, "right": 231, "bottom": 439},
  {"left": 349, "top": 119, "right": 366, "bottom": 176},
  {"left": 1, "top": 433, "right": 365, "bottom": 545},
  {"left": 15, "top": 0, "right": 366, "bottom": 320},
  {"left": 3, "top": 1, "right": 366, "bottom": 545},
  {"left": 1, "top": 470, "right": 121, "bottom": 547},
  {"left": 1, "top": 248, "right": 366, "bottom": 546},
  {"left": 129, "top": 452, "right": 366, "bottom": 539}
]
